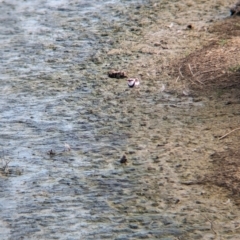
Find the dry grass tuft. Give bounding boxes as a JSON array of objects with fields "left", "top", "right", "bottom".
[
  {"left": 170, "top": 17, "right": 240, "bottom": 92},
  {"left": 172, "top": 37, "right": 240, "bottom": 89}
]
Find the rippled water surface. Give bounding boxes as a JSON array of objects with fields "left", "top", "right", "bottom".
[{"left": 0, "top": 0, "right": 240, "bottom": 239}]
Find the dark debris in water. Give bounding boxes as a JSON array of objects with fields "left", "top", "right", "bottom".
[
  {"left": 47, "top": 149, "right": 56, "bottom": 156},
  {"left": 0, "top": 167, "right": 23, "bottom": 176}
]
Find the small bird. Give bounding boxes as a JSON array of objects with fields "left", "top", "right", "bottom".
[
  {"left": 64, "top": 143, "right": 71, "bottom": 151},
  {"left": 127, "top": 78, "right": 140, "bottom": 88}
]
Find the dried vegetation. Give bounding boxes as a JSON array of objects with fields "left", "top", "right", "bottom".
[{"left": 171, "top": 17, "right": 240, "bottom": 92}]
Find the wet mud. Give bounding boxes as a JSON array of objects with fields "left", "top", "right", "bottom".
[{"left": 0, "top": 0, "right": 240, "bottom": 239}]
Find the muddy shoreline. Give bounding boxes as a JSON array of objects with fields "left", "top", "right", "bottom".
[{"left": 0, "top": 0, "right": 240, "bottom": 239}]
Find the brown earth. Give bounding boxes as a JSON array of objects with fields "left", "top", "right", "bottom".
[
  {"left": 171, "top": 16, "right": 240, "bottom": 200},
  {"left": 112, "top": 1, "right": 240, "bottom": 201}
]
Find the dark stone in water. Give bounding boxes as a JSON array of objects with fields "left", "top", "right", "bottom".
[
  {"left": 129, "top": 223, "right": 139, "bottom": 229},
  {"left": 120, "top": 155, "right": 127, "bottom": 164}
]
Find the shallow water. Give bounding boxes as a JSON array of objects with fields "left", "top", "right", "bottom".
[{"left": 0, "top": 0, "right": 240, "bottom": 239}]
